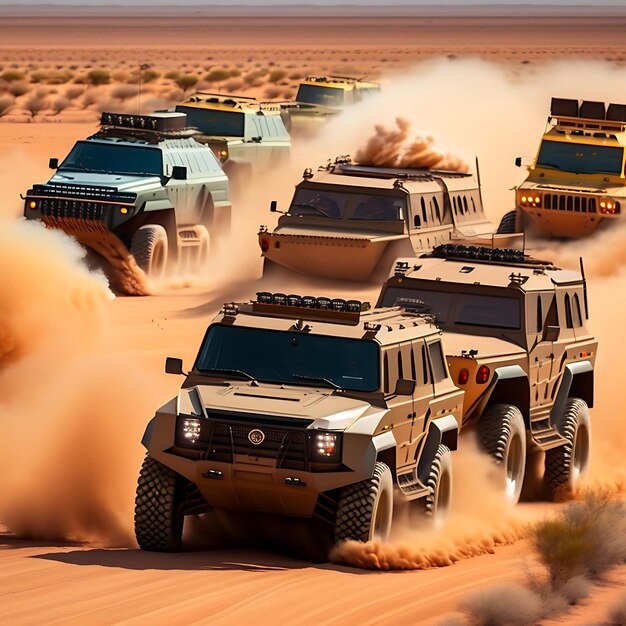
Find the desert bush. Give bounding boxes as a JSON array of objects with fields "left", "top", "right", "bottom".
[
  {"left": 142, "top": 69, "right": 160, "bottom": 83},
  {"left": 65, "top": 85, "right": 85, "bottom": 100},
  {"left": 51, "top": 96, "right": 70, "bottom": 115},
  {"left": 112, "top": 84, "right": 139, "bottom": 101},
  {"left": 263, "top": 86, "right": 282, "bottom": 100},
  {"left": 111, "top": 70, "right": 130, "bottom": 82},
  {"left": 0, "top": 94, "right": 15, "bottom": 116},
  {"left": 204, "top": 69, "right": 231, "bottom": 84},
  {"left": 23, "top": 93, "right": 48, "bottom": 118},
  {"left": 87, "top": 69, "right": 110, "bottom": 86},
  {"left": 8, "top": 80, "right": 30, "bottom": 97},
  {"left": 243, "top": 68, "right": 268, "bottom": 87},
  {"left": 174, "top": 74, "right": 198, "bottom": 93},
  {"left": 289, "top": 71, "right": 304, "bottom": 80},
  {"left": 268, "top": 69, "right": 288, "bottom": 83},
  {"left": 460, "top": 584, "right": 543, "bottom": 626},
  {"left": 164, "top": 70, "right": 180, "bottom": 80},
  {"left": 81, "top": 89, "right": 99, "bottom": 108},
  {"left": 2, "top": 69, "right": 25, "bottom": 82},
  {"left": 223, "top": 78, "right": 244, "bottom": 93},
  {"left": 607, "top": 593, "right": 626, "bottom": 625},
  {"left": 29, "top": 70, "right": 47, "bottom": 83}
]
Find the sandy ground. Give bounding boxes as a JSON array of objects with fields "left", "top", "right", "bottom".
[{"left": 1, "top": 13, "right": 626, "bottom": 625}]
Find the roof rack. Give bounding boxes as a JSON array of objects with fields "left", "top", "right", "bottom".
[
  {"left": 426, "top": 244, "right": 555, "bottom": 268},
  {"left": 182, "top": 92, "right": 282, "bottom": 113},
  {"left": 97, "top": 112, "right": 199, "bottom": 144},
  {"left": 549, "top": 97, "right": 626, "bottom": 132}
]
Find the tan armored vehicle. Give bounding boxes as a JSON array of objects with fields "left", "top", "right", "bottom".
[
  {"left": 378, "top": 244, "right": 597, "bottom": 502},
  {"left": 504, "top": 97, "right": 626, "bottom": 238},
  {"left": 258, "top": 157, "right": 501, "bottom": 281},
  {"left": 135, "top": 292, "right": 464, "bottom": 558}
]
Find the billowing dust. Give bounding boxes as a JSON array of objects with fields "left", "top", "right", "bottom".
[
  {"left": 355, "top": 117, "right": 469, "bottom": 172},
  {"left": 0, "top": 59, "right": 625, "bottom": 566}
]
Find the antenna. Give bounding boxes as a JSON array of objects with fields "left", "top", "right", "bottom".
[
  {"left": 138, "top": 63, "right": 150, "bottom": 115},
  {"left": 579, "top": 256, "right": 589, "bottom": 319}
]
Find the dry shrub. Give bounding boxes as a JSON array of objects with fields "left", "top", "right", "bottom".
[
  {"left": 607, "top": 593, "right": 626, "bottom": 625},
  {"left": 51, "top": 96, "right": 70, "bottom": 115},
  {"left": 2, "top": 69, "right": 25, "bottom": 82},
  {"left": 204, "top": 68, "right": 231, "bottom": 83},
  {"left": 164, "top": 70, "right": 180, "bottom": 80},
  {"left": 0, "top": 94, "right": 14, "bottom": 116},
  {"left": 558, "top": 575, "right": 591, "bottom": 605},
  {"left": 29, "top": 70, "right": 48, "bottom": 84},
  {"left": 8, "top": 81, "right": 29, "bottom": 97},
  {"left": 23, "top": 93, "right": 48, "bottom": 118},
  {"left": 244, "top": 68, "right": 268, "bottom": 87},
  {"left": 111, "top": 84, "right": 139, "bottom": 101},
  {"left": 142, "top": 69, "right": 160, "bottom": 83},
  {"left": 460, "top": 584, "right": 543, "bottom": 626},
  {"left": 223, "top": 78, "right": 244, "bottom": 93},
  {"left": 81, "top": 89, "right": 99, "bottom": 108},
  {"left": 174, "top": 74, "right": 198, "bottom": 93},
  {"left": 111, "top": 69, "right": 130, "bottom": 83},
  {"left": 65, "top": 85, "right": 85, "bottom": 100},
  {"left": 263, "top": 86, "right": 282, "bottom": 100},
  {"left": 87, "top": 69, "right": 110, "bottom": 86},
  {"left": 268, "top": 68, "right": 288, "bottom": 83}
]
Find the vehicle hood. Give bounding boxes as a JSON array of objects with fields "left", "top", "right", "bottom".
[
  {"left": 273, "top": 222, "right": 405, "bottom": 241},
  {"left": 521, "top": 175, "right": 623, "bottom": 194},
  {"left": 443, "top": 332, "right": 526, "bottom": 360},
  {"left": 49, "top": 171, "right": 161, "bottom": 193},
  {"left": 178, "top": 383, "right": 376, "bottom": 430}
]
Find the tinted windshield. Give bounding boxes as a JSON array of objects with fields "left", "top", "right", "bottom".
[
  {"left": 289, "top": 187, "right": 405, "bottom": 221},
  {"left": 195, "top": 325, "right": 379, "bottom": 392},
  {"left": 537, "top": 140, "right": 623, "bottom": 175},
  {"left": 177, "top": 106, "right": 244, "bottom": 137},
  {"left": 381, "top": 286, "right": 522, "bottom": 330},
  {"left": 59, "top": 141, "right": 162, "bottom": 176},
  {"left": 296, "top": 84, "right": 345, "bottom": 107}
]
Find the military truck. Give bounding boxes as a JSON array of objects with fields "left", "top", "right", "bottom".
[
  {"left": 258, "top": 156, "right": 504, "bottom": 281},
  {"left": 135, "top": 292, "right": 464, "bottom": 558},
  {"left": 378, "top": 244, "right": 597, "bottom": 502},
  {"left": 23, "top": 112, "right": 231, "bottom": 294},
  {"left": 175, "top": 93, "right": 290, "bottom": 182},
  {"left": 502, "top": 97, "right": 626, "bottom": 238}
]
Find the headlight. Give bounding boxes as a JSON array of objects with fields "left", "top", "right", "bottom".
[
  {"left": 599, "top": 199, "right": 619, "bottom": 214},
  {"left": 176, "top": 416, "right": 203, "bottom": 447},
  {"left": 310, "top": 431, "right": 342, "bottom": 462},
  {"left": 519, "top": 194, "right": 541, "bottom": 207}
]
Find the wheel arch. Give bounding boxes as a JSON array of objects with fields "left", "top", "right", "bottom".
[
  {"left": 550, "top": 361, "right": 594, "bottom": 427},
  {"left": 417, "top": 414, "right": 459, "bottom": 484},
  {"left": 483, "top": 365, "right": 530, "bottom": 428}
]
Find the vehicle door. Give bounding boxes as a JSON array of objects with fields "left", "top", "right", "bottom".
[
  {"left": 163, "top": 148, "right": 191, "bottom": 221},
  {"left": 528, "top": 291, "right": 557, "bottom": 410}
]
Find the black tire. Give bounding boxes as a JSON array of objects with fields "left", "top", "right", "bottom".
[
  {"left": 134, "top": 455, "right": 183, "bottom": 552},
  {"left": 479, "top": 404, "right": 527, "bottom": 504},
  {"left": 544, "top": 398, "right": 591, "bottom": 500},
  {"left": 497, "top": 210, "right": 517, "bottom": 234},
  {"left": 334, "top": 462, "right": 393, "bottom": 543},
  {"left": 416, "top": 444, "right": 453, "bottom": 526},
  {"left": 130, "top": 224, "right": 168, "bottom": 280}
]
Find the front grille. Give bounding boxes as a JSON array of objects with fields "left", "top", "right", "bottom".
[
  {"left": 37, "top": 197, "right": 107, "bottom": 220},
  {"left": 205, "top": 421, "right": 309, "bottom": 471},
  {"left": 542, "top": 194, "right": 598, "bottom": 213},
  {"left": 31, "top": 183, "right": 135, "bottom": 204}
]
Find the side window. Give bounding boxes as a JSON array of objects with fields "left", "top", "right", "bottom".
[
  {"left": 463, "top": 196, "right": 468, "bottom": 215},
  {"left": 421, "top": 197, "right": 428, "bottom": 224},
  {"left": 397, "top": 351, "right": 404, "bottom": 379},
  {"left": 421, "top": 344, "right": 430, "bottom": 385},
  {"left": 432, "top": 196, "right": 441, "bottom": 222},
  {"left": 573, "top": 293, "right": 583, "bottom": 328},
  {"left": 410, "top": 347, "right": 417, "bottom": 381},
  {"left": 564, "top": 293, "right": 573, "bottom": 329},
  {"left": 428, "top": 341, "right": 447, "bottom": 382},
  {"left": 536, "top": 294, "right": 543, "bottom": 334},
  {"left": 471, "top": 197, "right": 477, "bottom": 213},
  {"left": 383, "top": 353, "right": 389, "bottom": 393},
  {"left": 414, "top": 214, "right": 421, "bottom": 228}
]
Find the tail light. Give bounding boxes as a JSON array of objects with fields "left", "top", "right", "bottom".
[
  {"left": 476, "top": 365, "right": 490, "bottom": 384},
  {"left": 458, "top": 368, "right": 469, "bottom": 385},
  {"left": 260, "top": 236, "right": 270, "bottom": 252}
]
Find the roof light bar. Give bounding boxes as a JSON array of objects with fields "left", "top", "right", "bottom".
[{"left": 255, "top": 292, "right": 370, "bottom": 313}]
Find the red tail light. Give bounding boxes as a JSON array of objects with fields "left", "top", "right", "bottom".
[
  {"left": 260, "top": 237, "right": 270, "bottom": 252},
  {"left": 458, "top": 368, "right": 469, "bottom": 385},
  {"left": 476, "top": 365, "right": 490, "bottom": 384}
]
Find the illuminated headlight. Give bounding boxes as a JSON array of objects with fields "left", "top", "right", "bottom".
[
  {"left": 312, "top": 431, "right": 341, "bottom": 461},
  {"left": 182, "top": 418, "right": 202, "bottom": 444},
  {"left": 519, "top": 194, "right": 541, "bottom": 207},
  {"left": 599, "top": 199, "right": 618, "bottom": 214}
]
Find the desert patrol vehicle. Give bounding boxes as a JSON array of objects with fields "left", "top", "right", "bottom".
[
  {"left": 503, "top": 97, "right": 626, "bottom": 238},
  {"left": 378, "top": 244, "right": 597, "bottom": 502},
  {"left": 23, "top": 112, "right": 231, "bottom": 294},
  {"left": 258, "top": 156, "right": 501, "bottom": 281},
  {"left": 175, "top": 92, "right": 290, "bottom": 182},
  {"left": 135, "top": 292, "right": 464, "bottom": 559}
]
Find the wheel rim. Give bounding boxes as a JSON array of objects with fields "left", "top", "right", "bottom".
[
  {"left": 571, "top": 424, "right": 590, "bottom": 485},
  {"left": 371, "top": 487, "right": 392, "bottom": 541},
  {"left": 505, "top": 433, "right": 524, "bottom": 501}
]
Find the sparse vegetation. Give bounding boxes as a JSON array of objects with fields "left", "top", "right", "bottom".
[
  {"left": 204, "top": 69, "right": 231, "bottom": 84},
  {"left": 112, "top": 84, "right": 139, "bottom": 101},
  {"left": 51, "top": 96, "right": 70, "bottom": 115},
  {"left": 87, "top": 69, "right": 110, "bottom": 86},
  {"left": 2, "top": 69, "right": 25, "bottom": 82},
  {"left": 174, "top": 74, "right": 198, "bottom": 93},
  {"left": 268, "top": 68, "right": 288, "bottom": 83},
  {"left": 0, "top": 94, "right": 14, "bottom": 116},
  {"left": 23, "top": 93, "right": 48, "bottom": 118},
  {"left": 7, "top": 81, "right": 29, "bottom": 97},
  {"left": 460, "top": 584, "right": 543, "bottom": 626}
]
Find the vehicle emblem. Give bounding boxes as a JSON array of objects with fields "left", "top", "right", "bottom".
[{"left": 248, "top": 429, "right": 265, "bottom": 445}]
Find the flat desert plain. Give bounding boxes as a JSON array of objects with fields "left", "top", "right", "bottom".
[{"left": 0, "top": 8, "right": 625, "bottom": 626}]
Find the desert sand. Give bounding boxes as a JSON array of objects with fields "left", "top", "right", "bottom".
[{"left": 1, "top": 8, "right": 625, "bottom": 625}]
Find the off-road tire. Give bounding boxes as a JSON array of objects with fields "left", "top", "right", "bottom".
[
  {"left": 544, "top": 398, "right": 591, "bottom": 500},
  {"left": 334, "top": 462, "right": 393, "bottom": 543},
  {"left": 497, "top": 210, "right": 518, "bottom": 234},
  {"left": 134, "top": 455, "right": 183, "bottom": 552},
  {"left": 416, "top": 444, "right": 453, "bottom": 526},
  {"left": 479, "top": 404, "right": 527, "bottom": 504},
  {"left": 130, "top": 224, "right": 168, "bottom": 280}
]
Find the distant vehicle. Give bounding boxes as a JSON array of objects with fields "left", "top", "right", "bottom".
[
  {"left": 503, "top": 97, "right": 626, "bottom": 238},
  {"left": 175, "top": 93, "right": 290, "bottom": 181},
  {"left": 258, "top": 156, "right": 503, "bottom": 281},
  {"left": 378, "top": 244, "right": 597, "bottom": 502},
  {"left": 280, "top": 76, "right": 380, "bottom": 135},
  {"left": 135, "top": 292, "right": 463, "bottom": 560}
]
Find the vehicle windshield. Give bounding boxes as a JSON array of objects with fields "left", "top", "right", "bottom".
[
  {"left": 195, "top": 325, "right": 380, "bottom": 392},
  {"left": 381, "top": 286, "right": 522, "bottom": 330},
  {"left": 536, "top": 140, "right": 624, "bottom": 176},
  {"left": 289, "top": 187, "right": 405, "bottom": 221},
  {"left": 296, "top": 84, "right": 345, "bottom": 107},
  {"left": 177, "top": 106, "right": 244, "bottom": 137},
  {"left": 59, "top": 141, "right": 162, "bottom": 176}
]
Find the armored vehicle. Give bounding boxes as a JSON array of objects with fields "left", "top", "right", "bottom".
[
  {"left": 135, "top": 292, "right": 464, "bottom": 558},
  {"left": 23, "top": 112, "right": 231, "bottom": 294},
  {"left": 258, "top": 157, "right": 501, "bottom": 281},
  {"left": 378, "top": 244, "right": 597, "bottom": 502},
  {"left": 175, "top": 93, "right": 290, "bottom": 180},
  {"left": 503, "top": 97, "right": 626, "bottom": 238}
]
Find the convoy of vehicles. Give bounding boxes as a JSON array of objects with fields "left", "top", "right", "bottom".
[
  {"left": 504, "top": 97, "right": 626, "bottom": 238},
  {"left": 23, "top": 112, "right": 231, "bottom": 293},
  {"left": 378, "top": 244, "right": 596, "bottom": 502},
  {"left": 135, "top": 292, "right": 463, "bottom": 557},
  {"left": 259, "top": 156, "right": 502, "bottom": 281}
]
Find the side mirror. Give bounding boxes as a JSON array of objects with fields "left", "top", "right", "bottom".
[
  {"left": 394, "top": 378, "right": 416, "bottom": 396},
  {"left": 171, "top": 165, "right": 187, "bottom": 180},
  {"left": 514, "top": 157, "right": 522, "bottom": 167},
  {"left": 49, "top": 157, "right": 59, "bottom": 169},
  {"left": 165, "top": 357, "right": 185, "bottom": 375},
  {"left": 270, "top": 200, "right": 278, "bottom": 213},
  {"left": 542, "top": 325, "right": 560, "bottom": 342}
]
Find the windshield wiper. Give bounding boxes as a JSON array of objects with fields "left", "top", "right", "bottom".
[
  {"left": 293, "top": 374, "right": 341, "bottom": 389},
  {"left": 203, "top": 368, "right": 257, "bottom": 382},
  {"left": 290, "top": 203, "right": 339, "bottom": 218}
]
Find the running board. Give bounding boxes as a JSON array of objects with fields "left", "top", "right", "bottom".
[
  {"left": 531, "top": 425, "right": 567, "bottom": 450},
  {"left": 397, "top": 469, "right": 430, "bottom": 500}
]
